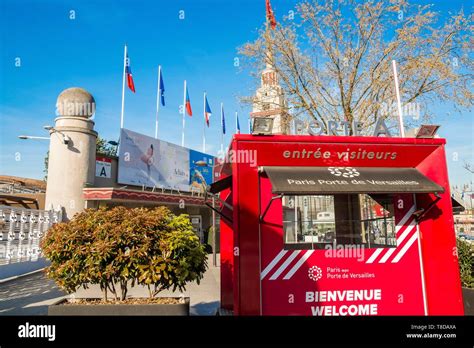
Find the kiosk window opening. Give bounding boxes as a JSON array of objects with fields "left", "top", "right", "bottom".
[{"left": 282, "top": 194, "right": 396, "bottom": 250}]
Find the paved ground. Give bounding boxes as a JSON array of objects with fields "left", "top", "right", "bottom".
[
  {"left": 0, "top": 271, "right": 65, "bottom": 315},
  {"left": 0, "top": 254, "right": 220, "bottom": 316}
]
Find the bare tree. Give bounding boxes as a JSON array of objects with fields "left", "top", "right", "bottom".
[
  {"left": 464, "top": 162, "right": 474, "bottom": 174},
  {"left": 239, "top": 0, "right": 473, "bottom": 134}
]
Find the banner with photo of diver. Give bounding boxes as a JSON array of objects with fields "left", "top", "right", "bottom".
[
  {"left": 189, "top": 149, "right": 214, "bottom": 193},
  {"left": 117, "top": 128, "right": 214, "bottom": 192}
]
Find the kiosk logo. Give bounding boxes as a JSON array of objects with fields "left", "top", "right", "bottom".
[
  {"left": 308, "top": 266, "right": 323, "bottom": 281},
  {"left": 328, "top": 167, "right": 360, "bottom": 178}
]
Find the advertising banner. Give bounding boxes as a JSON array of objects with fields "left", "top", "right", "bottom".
[
  {"left": 118, "top": 128, "right": 214, "bottom": 192},
  {"left": 189, "top": 150, "right": 214, "bottom": 193}
]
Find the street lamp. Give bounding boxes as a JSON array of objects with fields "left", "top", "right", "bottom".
[
  {"left": 18, "top": 124, "right": 52, "bottom": 141},
  {"left": 18, "top": 125, "right": 70, "bottom": 145},
  {"left": 18, "top": 135, "right": 50, "bottom": 140},
  {"left": 252, "top": 117, "right": 274, "bottom": 135},
  {"left": 416, "top": 125, "right": 440, "bottom": 138}
]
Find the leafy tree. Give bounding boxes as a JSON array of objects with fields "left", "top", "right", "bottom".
[
  {"left": 96, "top": 137, "right": 118, "bottom": 157},
  {"left": 41, "top": 206, "right": 208, "bottom": 301},
  {"left": 457, "top": 237, "right": 474, "bottom": 288}
]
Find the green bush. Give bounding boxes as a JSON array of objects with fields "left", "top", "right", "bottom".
[
  {"left": 457, "top": 238, "right": 474, "bottom": 288},
  {"left": 41, "top": 206, "right": 208, "bottom": 300}
]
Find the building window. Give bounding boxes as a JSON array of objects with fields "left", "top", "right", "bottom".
[
  {"left": 282, "top": 194, "right": 396, "bottom": 250},
  {"left": 262, "top": 72, "right": 276, "bottom": 86}
]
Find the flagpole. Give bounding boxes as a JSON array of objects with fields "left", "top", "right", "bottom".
[
  {"left": 220, "top": 102, "right": 224, "bottom": 153},
  {"left": 120, "top": 44, "right": 127, "bottom": 129},
  {"left": 392, "top": 60, "right": 405, "bottom": 138},
  {"left": 203, "top": 92, "right": 206, "bottom": 153},
  {"left": 155, "top": 65, "right": 161, "bottom": 139},
  {"left": 182, "top": 80, "right": 186, "bottom": 147}
]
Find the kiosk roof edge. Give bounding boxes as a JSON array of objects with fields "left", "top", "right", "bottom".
[{"left": 232, "top": 134, "right": 446, "bottom": 145}]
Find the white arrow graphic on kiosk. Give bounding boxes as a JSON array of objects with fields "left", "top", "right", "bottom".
[{"left": 260, "top": 204, "right": 419, "bottom": 280}]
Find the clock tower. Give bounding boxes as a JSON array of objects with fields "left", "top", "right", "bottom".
[{"left": 250, "top": 61, "right": 290, "bottom": 135}]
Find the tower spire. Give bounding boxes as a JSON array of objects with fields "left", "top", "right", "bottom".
[
  {"left": 249, "top": 1, "right": 290, "bottom": 135},
  {"left": 264, "top": 0, "right": 276, "bottom": 70},
  {"left": 265, "top": 0, "right": 277, "bottom": 30}
]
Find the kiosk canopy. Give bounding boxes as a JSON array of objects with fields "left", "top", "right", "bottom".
[
  {"left": 263, "top": 166, "right": 444, "bottom": 194},
  {"left": 208, "top": 175, "right": 232, "bottom": 194}
]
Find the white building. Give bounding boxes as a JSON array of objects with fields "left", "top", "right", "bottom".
[{"left": 250, "top": 60, "right": 290, "bottom": 135}]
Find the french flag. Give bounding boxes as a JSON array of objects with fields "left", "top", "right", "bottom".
[
  {"left": 125, "top": 53, "right": 135, "bottom": 93},
  {"left": 185, "top": 84, "right": 192, "bottom": 116}
]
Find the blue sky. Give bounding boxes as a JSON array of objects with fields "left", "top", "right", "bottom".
[{"left": 0, "top": 0, "right": 472, "bottom": 187}]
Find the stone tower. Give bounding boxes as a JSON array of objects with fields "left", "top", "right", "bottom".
[
  {"left": 250, "top": 60, "right": 290, "bottom": 135},
  {"left": 45, "top": 87, "right": 97, "bottom": 220}
]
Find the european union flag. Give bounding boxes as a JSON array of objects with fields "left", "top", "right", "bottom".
[
  {"left": 159, "top": 67, "right": 165, "bottom": 106},
  {"left": 221, "top": 104, "right": 226, "bottom": 135}
]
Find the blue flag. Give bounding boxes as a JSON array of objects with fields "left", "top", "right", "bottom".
[
  {"left": 159, "top": 67, "right": 165, "bottom": 106},
  {"left": 221, "top": 104, "right": 226, "bottom": 135},
  {"left": 236, "top": 112, "right": 240, "bottom": 134}
]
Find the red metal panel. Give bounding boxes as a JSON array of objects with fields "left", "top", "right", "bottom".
[
  {"left": 248, "top": 141, "right": 438, "bottom": 168},
  {"left": 234, "top": 142, "right": 262, "bottom": 315},
  {"left": 416, "top": 145, "right": 464, "bottom": 315},
  {"left": 220, "top": 211, "right": 234, "bottom": 310},
  {"left": 231, "top": 140, "right": 240, "bottom": 315},
  {"left": 222, "top": 135, "right": 462, "bottom": 316},
  {"left": 233, "top": 134, "right": 446, "bottom": 146},
  {"left": 216, "top": 150, "right": 235, "bottom": 311}
]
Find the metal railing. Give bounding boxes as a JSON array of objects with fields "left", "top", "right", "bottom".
[{"left": 0, "top": 205, "right": 62, "bottom": 265}]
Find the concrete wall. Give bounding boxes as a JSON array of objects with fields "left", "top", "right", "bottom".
[{"left": 45, "top": 116, "right": 97, "bottom": 219}]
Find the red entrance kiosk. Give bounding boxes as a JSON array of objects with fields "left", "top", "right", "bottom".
[{"left": 210, "top": 134, "right": 464, "bottom": 316}]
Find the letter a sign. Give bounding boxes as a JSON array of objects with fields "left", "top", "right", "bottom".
[{"left": 95, "top": 157, "right": 112, "bottom": 178}]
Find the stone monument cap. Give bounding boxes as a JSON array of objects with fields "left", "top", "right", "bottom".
[{"left": 56, "top": 87, "right": 95, "bottom": 118}]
